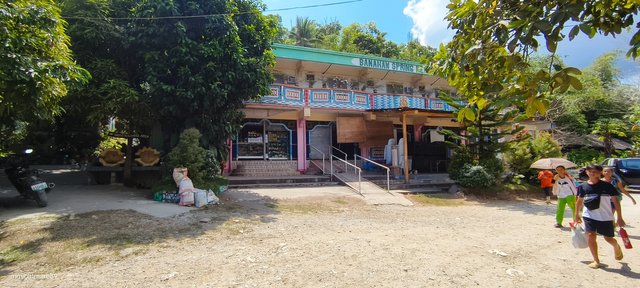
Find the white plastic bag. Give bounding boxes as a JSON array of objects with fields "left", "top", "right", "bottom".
[
  {"left": 194, "top": 189, "right": 207, "bottom": 208},
  {"left": 571, "top": 224, "right": 588, "bottom": 249},
  {"left": 207, "top": 189, "right": 219, "bottom": 204},
  {"left": 178, "top": 178, "right": 194, "bottom": 194}
]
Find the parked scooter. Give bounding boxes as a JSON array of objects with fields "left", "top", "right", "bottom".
[{"left": 4, "top": 149, "right": 55, "bottom": 207}]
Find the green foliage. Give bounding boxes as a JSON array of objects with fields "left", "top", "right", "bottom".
[
  {"left": 478, "top": 155, "right": 504, "bottom": 179},
  {"left": 504, "top": 138, "right": 535, "bottom": 176},
  {"left": 592, "top": 118, "right": 628, "bottom": 157},
  {"left": 433, "top": 0, "right": 640, "bottom": 141},
  {"left": 548, "top": 52, "right": 629, "bottom": 135},
  {"left": 566, "top": 147, "right": 604, "bottom": 167},
  {"left": 338, "top": 22, "right": 400, "bottom": 58},
  {"left": 448, "top": 147, "right": 474, "bottom": 180},
  {"left": 531, "top": 132, "right": 562, "bottom": 158},
  {"left": 457, "top": 164, "right": 496, "bottom": 188},
  {"left": 278, "top": 19, "right": 435, "bottom": 63},
  {"left": 290, "top": 17, "right": 319, "bottom": 47},
  {"left": 130, "top": 0, "right": 277, "bottom": 162},
  {"left": 0, "top": 0, "right": 89, "bottom": 123},
  {"left": 165, "top": 128, "right": 210, "bottom": 184},
  {"left": 0, "top": 121, "right": 28, "bottom": 156}
]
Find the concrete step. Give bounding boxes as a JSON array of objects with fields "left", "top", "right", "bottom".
[
  {"left": 228, "top": 175, "right": 335, "bottom": 188},
  {"left": 230, "top": 182, "right": 340, "bottom": 189},
  {"left": 391, "top": 187, "right": 448, "bottom": 194}
]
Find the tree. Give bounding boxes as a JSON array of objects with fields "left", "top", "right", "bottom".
[
  {"left": 290, "top": 17, "right": 318, "bottom": 47},
  {"left": 315, "top": 19, "right": 342, "bottom": 51},
  {"left": 592, "top": 118, "right": 628, "bottom": 157},
  {"left": 547, "top": 52, "right": 630, "bottom": 138},
  {"left": 130, "top": 0, "right": 277, "bottom": 162},
  {"left": 0, "top": 0, "right": 88, "bottom": 147},
  {"left": 435, "top": 0, "right": 639, "bottom": 123},
  {"left": 398, "top": 40, "right": 437, "bottom": 63},
  {"left": 339, "top": 22, "right": 400, "bottom": 58}
]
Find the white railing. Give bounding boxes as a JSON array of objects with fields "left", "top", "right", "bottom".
[
  {"left": 309, "top": 145, "right": 326, "bottom": 175},
  {"left": 331, "top": 146, "right": 349, "bottom": 171},
  {"left": 354, "top": 154, "right": 390, "bottom": 193},
  {"left": 330, "top": 155, "right": 362, "bottom": 195}
]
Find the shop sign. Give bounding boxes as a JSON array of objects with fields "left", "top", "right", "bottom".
[{"left": 352, "top": 57, "right": 426, "bottom": 74}]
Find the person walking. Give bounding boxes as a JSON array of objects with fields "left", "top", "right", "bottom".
[
  {"left": 603, "top": 166, "right": 637, "bottom": 205},
  {"left": 538, "top": 169, "right": 554, "bottom": 204},
  {"left": 552, "top": 165, "right": 576, "bottom": 228},
  {"left": 573, "top": 164, "right": 625, "bottom": 269}
]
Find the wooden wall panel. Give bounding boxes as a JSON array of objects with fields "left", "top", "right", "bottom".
[
  {"left": 364, "top": 120, "right": 393, "bottom": 147},
  {"left": 337, "top": 117, "right": 366, "bottom": 143}
]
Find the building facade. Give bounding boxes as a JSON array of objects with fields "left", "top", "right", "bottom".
[{"left": 226, "top": 44, "right": 462, "bottom": 176}]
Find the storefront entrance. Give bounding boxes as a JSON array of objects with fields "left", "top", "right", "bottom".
[{"left": 235, "top": 119, "right": 293, "bottom": 160}]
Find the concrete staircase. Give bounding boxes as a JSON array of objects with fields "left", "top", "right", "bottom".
[
  {"left": 328, "top": 161, "right": 413, "bottom": 206},
  {"left": 366, "top": 173, "right": 456, "bottom": 194},
  {"left": 232, "top": 160, "right": 299, "bottom": 177}
]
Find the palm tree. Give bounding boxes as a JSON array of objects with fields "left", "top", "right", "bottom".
[{"left": 290, "top": 17, "right": 318, "bottom": 47}]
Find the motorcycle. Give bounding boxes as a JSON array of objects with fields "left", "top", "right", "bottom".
[{"left": 4, "top": 149, "right": 55, "bottom": 207}]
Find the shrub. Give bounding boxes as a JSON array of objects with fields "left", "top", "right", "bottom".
[
  {"left": 566, "top": 147, "right": 604, "bottom": 167},
  {"left": 504, "top": 139, "right": 535, "bottom": 176},
  {"left": 164, "top": 128, "right": 225, "bottom": 192},
  {"left": 478, "top": 155, "right": 504, "bottom": 179},
  {"left": 457, "top": 164, "right": 495, "bottom": 188},
  {"left": 448, "top": 147, "right": 474, "bottom": 180},
  {"left": 531, "top": 131, "right": 562, "bottom": 158}
]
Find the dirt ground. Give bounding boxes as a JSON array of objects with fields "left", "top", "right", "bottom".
[{"left": 1, "top": 187, "right": 639, "bottom": 288}]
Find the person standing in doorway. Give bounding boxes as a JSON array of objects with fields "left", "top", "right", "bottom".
[
  {"left": 552, "top": 165, "right": 576, "bottom": 228},
  {"left": 574, "top": 164, "right": 625, "bottom": 269},
  {"left": 538, "top": 169, "right": 554, "bottom": 204}
]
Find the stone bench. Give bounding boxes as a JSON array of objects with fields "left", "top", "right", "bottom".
[{"left": 86, "top": 165, "right": 162, "bottom": 187}]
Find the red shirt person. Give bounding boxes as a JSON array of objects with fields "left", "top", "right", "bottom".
[{"left": 538, "top": 169, "right": 554, "bottom": 204}]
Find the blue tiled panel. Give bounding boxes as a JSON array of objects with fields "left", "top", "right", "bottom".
[
  {"left": 373, "top": 95, "right": 426, "bottom": 110},
  {"left": 427, "top": 99, "right": 460, "bottom": 112},
  {"left": 254, "top": 86, "right": 305, "bottom": 106},
  {"left": 307, "top": 89, "right": 370, "bottom": 110}
]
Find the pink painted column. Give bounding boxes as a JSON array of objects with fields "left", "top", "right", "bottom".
[
  {"left": 414, "top": 124, "right": 423, "bottom": 142},
  {"left": 297, "top": 118, "right": 307, "bottom": 172}
]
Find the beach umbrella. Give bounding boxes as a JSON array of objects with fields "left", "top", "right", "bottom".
[{"left": 530, "top": 158, "right": 577, "bottom": 169}]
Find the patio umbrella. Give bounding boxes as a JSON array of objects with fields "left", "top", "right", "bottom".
[{"left": 530, "top": 158, "right": 577, "bottom": 169}]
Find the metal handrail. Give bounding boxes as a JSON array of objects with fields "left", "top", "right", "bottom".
[
  {"left": 331, "top": 146, "right": 348, "bottom": 171},
  {"left": 330, "top": 155, "right": 362, "bottom": 195},
  {"left": 309, "top": 145, "right": 326, "bottom": 175},
  {"left": 354, "top": 154, "right": 390, "bottom": 193}
]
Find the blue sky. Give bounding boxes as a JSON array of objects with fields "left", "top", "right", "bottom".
[{"left": 262, "top": 0, "right": 639, "bottom": 84}]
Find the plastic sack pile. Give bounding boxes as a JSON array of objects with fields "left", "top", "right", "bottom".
[{"left": 153, "top": 167, "right": 219, "bottom": 207}]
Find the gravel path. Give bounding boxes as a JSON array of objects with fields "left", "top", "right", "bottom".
[{"left": 1, "top": 188, "right": 639, "bottom": 287}]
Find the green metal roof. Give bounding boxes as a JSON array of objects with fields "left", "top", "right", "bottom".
[{"left": 272, "top": 43, "right": 428, "bottom": 75}]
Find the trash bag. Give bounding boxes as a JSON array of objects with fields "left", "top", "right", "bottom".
[
  {"left": 194, "top": 189, "right": 207, "bottom": 208},
  {"left": 571, "top": 224, "right": 588, "bottom": 249}
]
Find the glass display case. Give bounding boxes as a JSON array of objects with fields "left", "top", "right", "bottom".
[
  {"left": 267, "top": 130, "right": 290, "bottom": 160},
  {"left": 236, "top": 120, "right": 292, "bottom": 160},
  {"left": 237, "top": 123, "right": 265, "bottom": 159}
]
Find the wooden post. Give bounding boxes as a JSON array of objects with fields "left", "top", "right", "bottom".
[
  {"left": 402, "top": 112, "right": 409, "bottom": 183},
  {"left": 124, "top": 137, "right": 133, "bottom": 186}
]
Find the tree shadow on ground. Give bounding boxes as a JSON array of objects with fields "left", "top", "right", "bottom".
[{"left": 0, "top": 188, "right": 280, "bottom": 276}]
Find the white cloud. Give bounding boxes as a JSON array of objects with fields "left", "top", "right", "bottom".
[{"left": 403, "top": 0, "right": 453, "bottom": 47}]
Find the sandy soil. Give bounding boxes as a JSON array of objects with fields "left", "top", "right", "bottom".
[{"left": 1, "top": 188, "right": 639, "bottom": 288}]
